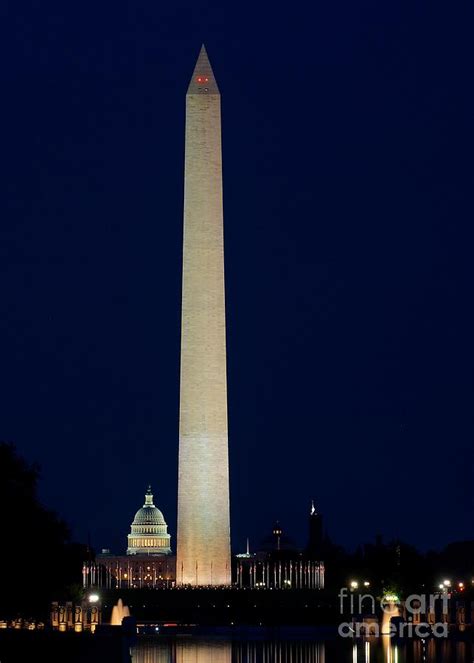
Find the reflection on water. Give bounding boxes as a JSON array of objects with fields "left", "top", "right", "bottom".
[
  {"left": 231, "top": 641, "right": 325, "bottom": 663},
  {"left": 132, "top": 637, "right": 473, "bottom": 663},
  {"left": 176, "top": 640, "right": 231, "bottom": 663}
]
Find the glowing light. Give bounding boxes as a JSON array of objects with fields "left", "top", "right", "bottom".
[
  {"left": 196, "top": 76, "right": 209, "bottom": 83},
  {"left": 383, "top": 594, "right": 399, "bottom": 602},
  {"left": 363, "top": 581, "right": 370, "bottom": 587},
  {"left": 350, "top": 581, "right": 359, "bottom": 589},
  {"left": 89, "top": 593, "right": 100, "bottom": 603},
  {"left": 443, "top": 580, "right": 451, "bottom": 587}
]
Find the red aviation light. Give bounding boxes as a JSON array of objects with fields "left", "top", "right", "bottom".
[{"left": 196, "top": 76, "right": 209, "bottom": 83}]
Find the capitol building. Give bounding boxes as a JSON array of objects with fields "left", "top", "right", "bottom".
[
  {"left": 126, "top": 486, "right": 172, "bottom": 555},
  {"left": 83, "top": 487, "right": 176, "bottom": 589}
]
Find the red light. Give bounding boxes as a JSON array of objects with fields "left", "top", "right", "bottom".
[{"left": 196, "top": 76, "right": 209, "bottom": 83}]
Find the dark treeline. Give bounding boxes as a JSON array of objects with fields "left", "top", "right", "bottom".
[
  {"left": 0, "top": 443, "right": 87, "bottom": 619},
  {"left": 318, "top": 535, "right": 474, "bottom": 597}
]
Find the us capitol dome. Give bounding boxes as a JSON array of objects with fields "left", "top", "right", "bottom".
[{"left": 126, "top": 486, "right": 172, "bottom": 555}]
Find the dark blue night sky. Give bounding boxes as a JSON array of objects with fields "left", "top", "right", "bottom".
[{"left": 1, "top": 0, "right": 473, "bottom": 556}]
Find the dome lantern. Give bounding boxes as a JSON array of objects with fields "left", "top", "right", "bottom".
[{"left": 144, "top": 485, "right": 154, "bottom": 506}]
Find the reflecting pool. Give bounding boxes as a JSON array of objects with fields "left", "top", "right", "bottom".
[{"left": 131, "top": 635, "right": 473, "bottom": 662}]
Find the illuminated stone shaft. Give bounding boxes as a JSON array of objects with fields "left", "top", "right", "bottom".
[{"left": 176, "top": 45, "right": 231, "bottom": 586}]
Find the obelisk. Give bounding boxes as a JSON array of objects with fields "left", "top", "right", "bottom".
[{"left": 176, "top": 45, "right": 231, "bottom": 585}]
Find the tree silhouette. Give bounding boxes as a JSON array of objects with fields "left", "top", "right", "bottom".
[{"left": 0, "top": 442, "right": 86, "bottom": 619}]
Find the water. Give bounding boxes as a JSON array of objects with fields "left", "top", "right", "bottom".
[{"left": 131, "top": 635, "right": 474, "bottom": 662}]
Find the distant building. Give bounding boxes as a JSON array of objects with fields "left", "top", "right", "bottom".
[
  {"left": 307, "top": 500, "right": 324, "bottom": 558},
  {"left": 83, "top": 487, "right": 176, "bottom": 589},
  {"left": 234, "top": 505, "right": 325, "bottom": 589},
  {"left": 126, "top": 486, "right": 171, "bottom": 555}
]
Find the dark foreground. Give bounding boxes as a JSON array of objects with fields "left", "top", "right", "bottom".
[
  {"left": 0, "top": 629, "right": 126, "bottom": 663},
  {"left": 100, "top": 588, "right": 339, "bottom": 625}
]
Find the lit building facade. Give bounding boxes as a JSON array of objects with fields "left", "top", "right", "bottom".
[
  {"left": 83, "top": 554, "right": 176, "bottom": 589},
  {"left": 83, "top": 487, "right": 175, "bottom": 589},
  {"left": 126, "top": 486, "right": 171, "bottom": 555},
  {"left": 235, "top": 555, "right": 324, "bottom": 590}
]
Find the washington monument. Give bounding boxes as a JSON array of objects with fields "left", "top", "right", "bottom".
[{"left": 176, "top": 46, "right": 231, "bottom": 585}]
